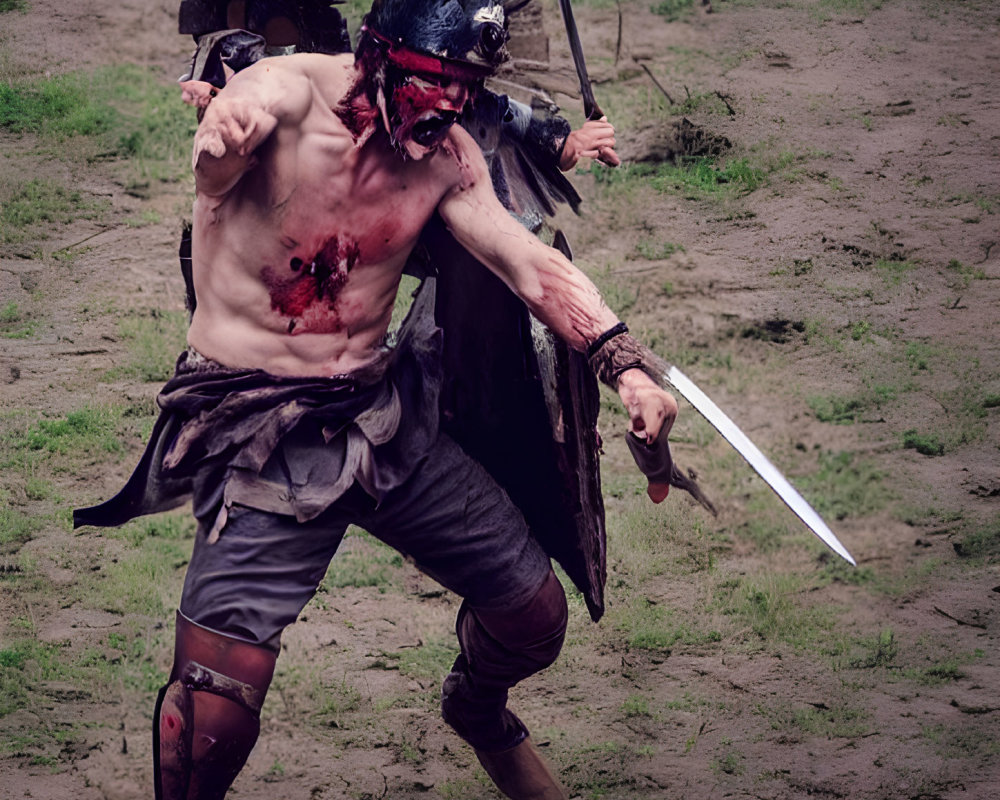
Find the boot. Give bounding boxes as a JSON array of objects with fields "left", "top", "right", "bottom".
[{"left": 475, "top": 737, "right": 568, "bottom": 800}]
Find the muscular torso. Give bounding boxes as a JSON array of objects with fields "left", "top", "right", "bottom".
[{"left": 187, "top": 54, "right": 465, "bottom": 376}]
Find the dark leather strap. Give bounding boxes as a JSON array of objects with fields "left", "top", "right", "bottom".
[{"left": 178, "top": 660, "right": 265, "bottom": 716}]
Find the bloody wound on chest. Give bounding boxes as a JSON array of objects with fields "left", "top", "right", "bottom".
[{"left": 261, "top": 235, "right": 361, "bottom": 333}]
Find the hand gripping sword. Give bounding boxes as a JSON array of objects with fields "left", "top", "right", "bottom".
[{"left": 555, "top": 1, "right": 856, "bottom": 565}]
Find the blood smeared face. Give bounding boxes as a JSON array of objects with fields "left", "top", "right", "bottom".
[{"left": 387, "top": 74, "right": 471, "bottom": 159}]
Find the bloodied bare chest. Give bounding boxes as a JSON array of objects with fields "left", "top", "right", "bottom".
[{"left": 247, "top": 155, "right": 438, "bottom": 336}]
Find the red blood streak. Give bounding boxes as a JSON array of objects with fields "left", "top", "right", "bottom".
[
  {"left": 261, "top": 235, "right": 362, "bottom": 334},
  {"left": 393, "top": 81, "right": 452, "bottom": 118}
]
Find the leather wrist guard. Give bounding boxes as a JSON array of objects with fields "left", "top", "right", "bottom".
[{"left": 588, "top": 325, "right": 668, "bottom": 389}]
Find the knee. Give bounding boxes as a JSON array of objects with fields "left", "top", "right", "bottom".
[
  {"left": 155, "top": 614, "right": 277, "bottom": 799},
  {"left": 477, "top": 571, "right": 568, "bottom": 671},
  {"left": 519, "top": 571, "right": 568, "bottom": 670}
]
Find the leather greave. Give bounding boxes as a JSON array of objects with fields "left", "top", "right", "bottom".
[{"left": 154, "top": 613, "right": 277, "bottom": 800}]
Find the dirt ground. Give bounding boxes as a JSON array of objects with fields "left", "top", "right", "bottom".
[{"left": 1, "top": 1, "right": 998, "bottom": 799}]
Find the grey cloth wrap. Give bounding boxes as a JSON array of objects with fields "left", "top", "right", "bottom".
[
  {"left": 625, "top": 428, "right": 674, "bottom": 485},
  {"left": 73, "top": 293, "right": 443, "bottom": 531}
]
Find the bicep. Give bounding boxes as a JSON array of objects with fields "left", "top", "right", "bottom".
[
  {"left": 192, "top": 64, "right": 310, "bottom": 195},
  {"left": 437, "top": 147, "right": 618, "bottom": 349},
  {"left": 439, "top": 174, "right": 541, "bottom": 293}
]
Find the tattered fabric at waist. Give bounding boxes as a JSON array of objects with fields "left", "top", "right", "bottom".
[{"left": 74, "top": 315, "right": 443, "bottom": 531}]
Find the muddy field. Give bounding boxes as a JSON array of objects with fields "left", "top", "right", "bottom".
[{"left": 1, "top": 1, "right": 998, "bottom": 799}]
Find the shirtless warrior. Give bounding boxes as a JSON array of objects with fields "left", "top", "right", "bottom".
[{"left": 76, "top": 1, "right": 676, "bottom": 797}]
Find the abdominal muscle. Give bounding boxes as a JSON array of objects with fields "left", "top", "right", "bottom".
[{"left": 187, "top": 210, "right": 409, "bottom": 378}]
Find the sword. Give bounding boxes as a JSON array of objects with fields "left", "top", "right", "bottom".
[
  {"left": 553, "top": 3, "right": 852, "bottom": 564},
  {"left": 663, "top": 365, "right": 856, "bottom": 565},
  {"left": 557, "top": 0, "right": 603, "bottom": 120}
]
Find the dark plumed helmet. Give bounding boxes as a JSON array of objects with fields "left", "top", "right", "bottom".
[{"left": 361, "top": 0, "right": 510, "bottom": 80}]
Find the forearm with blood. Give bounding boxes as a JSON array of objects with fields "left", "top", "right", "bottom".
[{"left": 519, "top": 251, "right": 620, "bottom": 353}]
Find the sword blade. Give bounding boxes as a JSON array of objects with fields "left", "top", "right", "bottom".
[
  {"left": 558, "top": 0, "right": 602, "bottom": 120},
  {"left": 664, "top": 366, "right": 856, "bottom": 566}
]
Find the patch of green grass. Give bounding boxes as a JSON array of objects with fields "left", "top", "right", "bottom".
[
  {"left": 848, "top": 629, "right": 898, "bottom": 668},
  {"left": 711, "top": 747, "right": 745, "bottom": 776},
  {"left": 904, "top": 340, "right": 935, "bottom": 373},
  {"left": 0, "top": 301, "right": 20, "bottom": 323},
  {"left": 651, "top": 157, "right": 766, "bottom": 198},
  {"left": 850, "top": 320, "right": 872, "bottom": 341},
  {"left": 96, "top": 627, "right": 168, "bottom": 694},
  {"left": 735, "top": 516, "right": 792, "bottom": 554},
  {"left": 375, "top": 638, "right": 458, "bottom": 682},
  {"left": 808, "top": 382, "right": 896, "bottom": 424},
  {"left": 108, "top": 513, "right": 195, "bottom": 549},
  {"left": 817, "top": 556, "right": 876, "bottom": 588},
  {"left": 635, "top": 239, "right": 685, "bottom": 260},
  {"left": 314, "top": 675, "right": 362, "bottom": 723},
  {"left": 920, "top": 722, "right": 1000, "bottom": 760},
  {"left": 271, "top": 662, "right": 363, "bottom": 727},
  {"left": 0, "top": 637, "right": 147, "bottom": 719},
  {"left": 4, "top": 406, "right": 125, "bottom": 458},
  {"left": 779, "top": 702, "right": 872, "bottom": 739},
  {"left": 902, "top": 660, "right": 964, "bottom": 686},
  {"left": 0, "top": 505, "right": 45, "bottom": 551},
  {"left": 874, "top": 257, "right": 916, "bottom": 286},
  {"left": 264, "top": 760, "right": 285, "bottom": 780},
  {"left": 620, "top": 694, "right": 652, "bottom": 717},
  {"left": 952, "top": 520, "right": 1000, "bottom": 561},
  {"left": 24, "top": 475, "right": 55, "bottom": 501},
  {"left": 714, "top": 574, "right": 840, "bottom": 651},
  {"left": 651, "top": 0, "right": 696, "bottom": 22},
  {"left": 320, "top": 529, "right": 404, "bottom": 592},
  {"left": 437, "top": 778, "right": 483, "bottom": 799},
  {"left": 894, "top": 504, "right": 963, "bottom": 528},
  {"left": 615, "top": 599, "right": 721, "bottom": 653},
  {"left": 0, "top": 639, "right": 69, "bottom": 716},
  {"left": 586, "top": 155, "right": 766, "bottom": 201},
  {"left": 808, "top": 395, "right": 867, "bottom": 424},
  {"left": 103, "top": 310, "right": 189, "bottom": 383},
  {"left": 0, "top": 178, "right": 107, "bottom": 244},
  {"left": 87, "top": 527, "right": 192, "bottom": 617},
  {"left": 944, "top": 258, "right": 987, "bottom": 289},
  {"left": 1, "top": 71, "right": 114, "bottom": 137},
  {"left": 664, "top": 691, "right": 725, "bottom": 714},
  {"left": 604, "top": 486, "right": 716, "bottom": 582},
  {"left": 1, "top": 64, "right": 197, "bottom": 182},
  {"left": 902, "top": 429, "right": 944, "bottom": 456},
  {"left": 0, "top": 1, "right": 29, "bottom": 13},
  {"left": 125, "top": 209, "right": 162, "bottom": 228},
  {"left": 798, "top": 450, "right": 890, "bottom": 520}
]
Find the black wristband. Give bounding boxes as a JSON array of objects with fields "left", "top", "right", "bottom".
[{"left": 586, "top": 322, "right": 628, "bottom": 359}]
